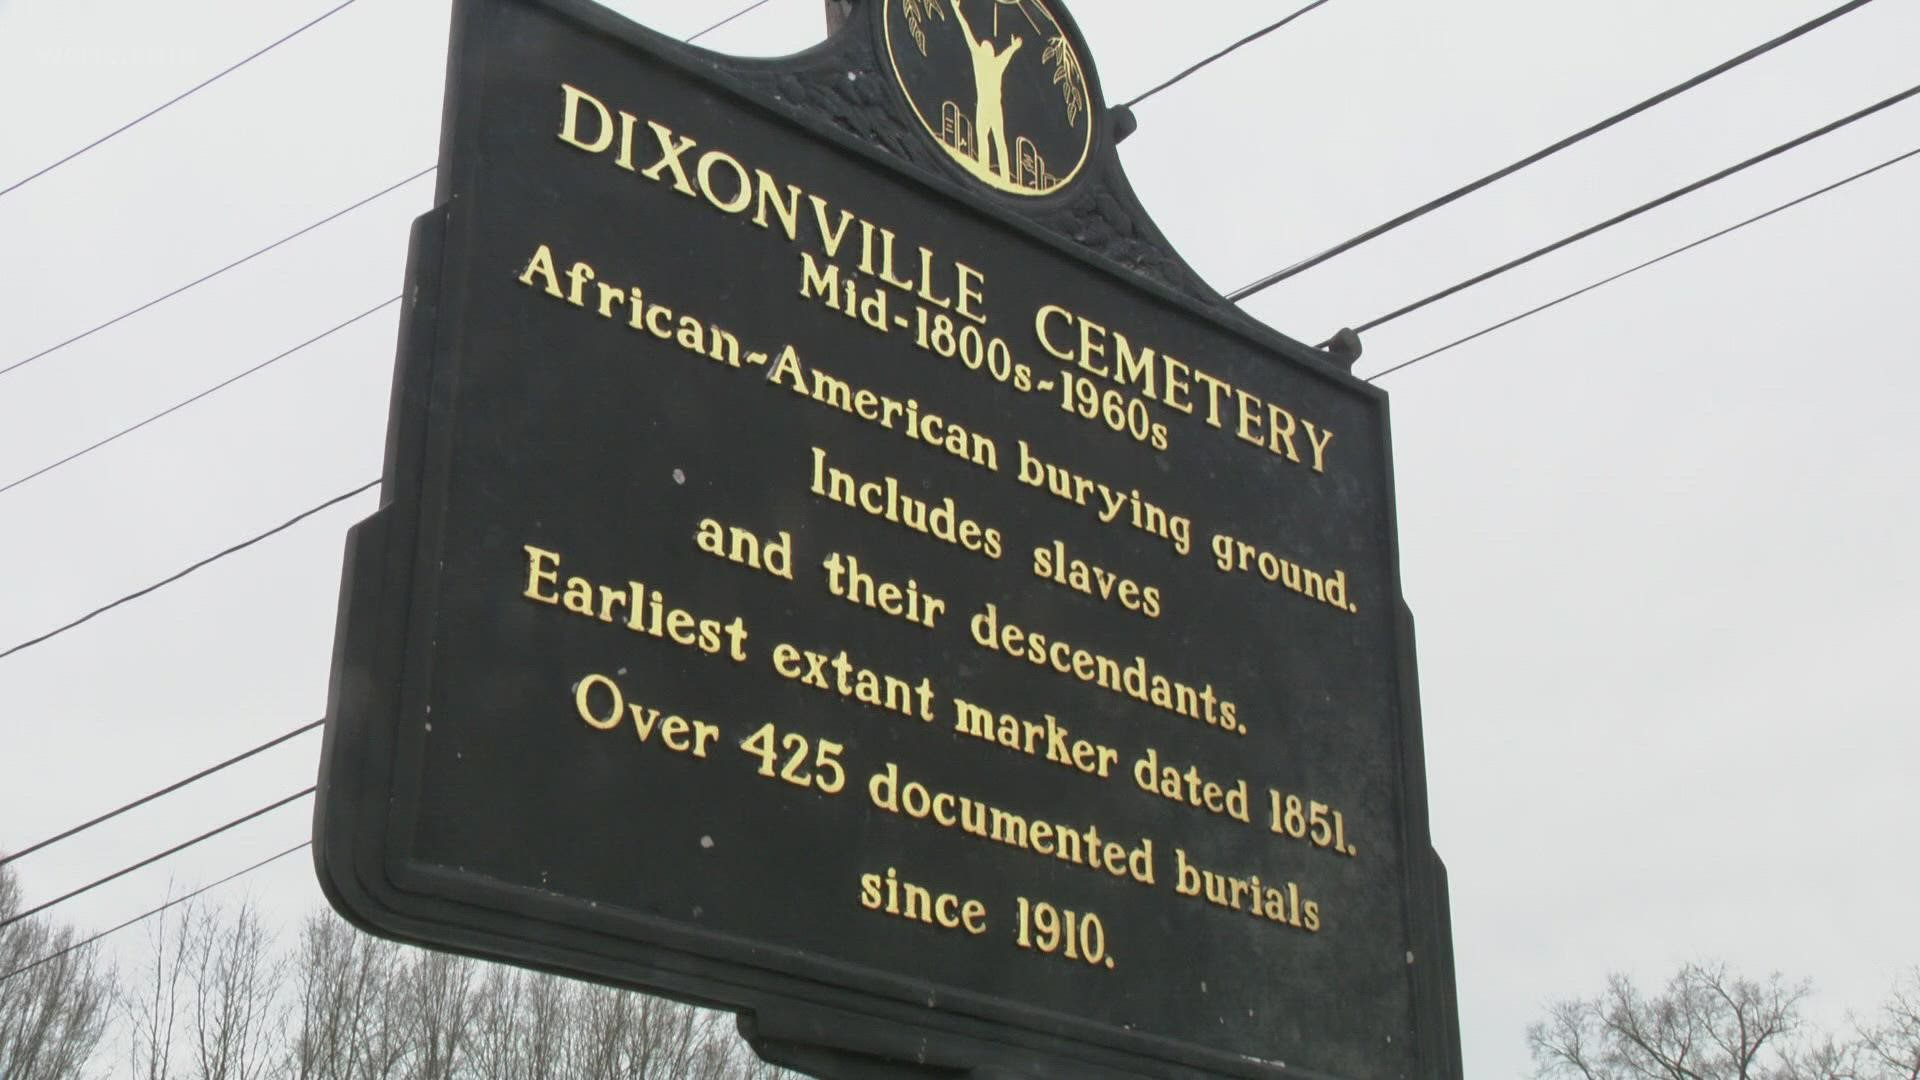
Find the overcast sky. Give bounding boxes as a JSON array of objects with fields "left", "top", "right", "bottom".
[{"left": 2, "top": 0, "right": 1917, "bottom": 1076}]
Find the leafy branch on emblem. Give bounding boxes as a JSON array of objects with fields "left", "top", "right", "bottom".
[
  {"left": 903, "top": 0, "right": 947, "bottom": 55},
  {"left": 1042, "top": 35, "right": 1083, "bottom": 127}
]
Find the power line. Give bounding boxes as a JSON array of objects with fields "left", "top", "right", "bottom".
[
  {"left": 0, "top": 0, "right": 770, "bottom": 380},
  {"left": 1, "top": 168, "right": 434, "bottom": 382},
  {"left": 0, "top": 0, "right": 771, "bottom": 646},
  {"left": 1121, "top": 0, "right": 1335, "bottom": 109},
  {"left": 1, "top": 0, "right": 785, "bottom": 380},
  {"left": 0, "top": 789, "right": 316, "bottom": 932},
  {"left": 686, "top": 0, "right": 778, "bottom": 43},
  {"left": 1347, "top": 81, "right": 1920, "bottom": 335},
  {"left": 0, "top": 480, "right": 378, "bottom": 663},
  {"left": 0, "top": 842, "right": 310, "bottom": 986},
  {"left": 1226, "top": 0, "right": 1881, "bottom": 301},
  {"left": 0, "top": 296, "right": 399, "bottom": 498},
  {"left": 1, "top": 0, "right": 773, "bottom": 204},
  {"left": 0, "top": 0, "right": 363, "bottom": 200},
  {"left": 1365, "top": 143, "right": 1920, "bottom": 383},
  {"left": 0, "top": 0, "right": 806, "bottom": 961},
  {"left": 1, "top": 722, "right": 324, "bottom": 869}
]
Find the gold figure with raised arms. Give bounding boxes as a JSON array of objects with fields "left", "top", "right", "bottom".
[{"left": 950, "top": 0, "right": 1023, "bottom": 182}]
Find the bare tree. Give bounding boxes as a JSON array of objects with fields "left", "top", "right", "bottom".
[
  {"left": 1530, "top": 996, "right": 1608, "bottom": 1080},
  {"left": 16, "top": 870, "right": 797, "bottom": 1080},
  {"left": 1530, "top": 961, "right": 1812, "bottom": 1079},
  {"left": 0, "top": 862, "right": 115, "bottom": 1080},
  {"left": 451, "top": 959, "right": 791, "bottom": 1080},
  {"left": 689, "top": 1009, "right": 784, "bottom": 1080},
  {"left": 284, "top": 913, "right": 359, "bottom": 1080},
  {"left": 126, "top": 894, "right": 195, "bottom": 1080},
  {"left": 402, "top": 949, "right": 474, "bottom": 1080},
  {"left": 1857, "top": 968, "right": 1920, "bottom": 1080},
  {"left": 464, "top": 965, "right": 525, "bottom": 1080},
  {"left": 562, "top": 981, "right": 637, "bottom": 1078},
  {"left": 282, "top": 911, "right": 407, "bottom": 1080},
  {"left": 124, "top": 894, "right": 288, "bottom": 1080},
  {"left": 187, "top": 900, "right": 285, "bottom": 1080},
  {"left": 1778, "top": 1035, "right": 1864, "bottom": 1080},
  {"left": 465, "top": 968, "right": 609, "bottom": 1080},
  {"left": 633, "top": 991, "right": 708, "bottom": 1080},
  {"left": 514, "top": 970, "right": 568, "bottom": 1080}
]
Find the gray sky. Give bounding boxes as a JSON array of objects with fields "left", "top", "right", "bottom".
[{"left": 2, "top": 0, "right": 1916, "bottom": 1076}]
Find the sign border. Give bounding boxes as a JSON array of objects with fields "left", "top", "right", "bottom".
[{"left": 313, "top": 0, "right": 1461, "bottom": 1075}]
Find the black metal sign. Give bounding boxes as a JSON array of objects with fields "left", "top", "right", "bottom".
[{"left": 314, "top": 1, "right": 1461, "bottom": 1076}]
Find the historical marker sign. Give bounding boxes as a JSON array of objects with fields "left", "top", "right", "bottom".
[{"left": 314, "top": 0, "right": 1461, "bottom": 1076}]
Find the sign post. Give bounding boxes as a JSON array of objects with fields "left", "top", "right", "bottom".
[{"left": 314, "top": 1, "right": 1462, "bottom": 1075}]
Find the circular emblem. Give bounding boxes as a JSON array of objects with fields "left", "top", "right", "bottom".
[{"left": 884, "top": 0, "right": 1093, "bottom": 197}]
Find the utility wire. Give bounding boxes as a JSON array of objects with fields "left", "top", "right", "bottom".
[
  {"left": 0, "top": 842, "right": 310, "bottom": 986},
  {"left": 1, "top": 0, "right": 765, "bottom": 203},
  {"left": 1227, "top": 0, "right": 1881, "bottom": 301},
  {"left": 686, "top": 0, "right": 777, "bottom": 43},
  {"left": 0, "top": 0, "right": 362, "bottom": 200},
  {"left": 0, "top": 296, "right": 399, "bottom": 498},
  {"left": 0, "top": 788, "right": 316, "bottom": 931},
  {"left": 2, "top": 0, "right": 772, "bottom": 381},
  {"left": 0, "top": 480, "right": 378, "bottom": 663},
  {"left": 1, "top": 168, "right": 433, "bottom": 382},
  {"left": 0, "top": 722, "right": 325, "bottom": 869},
  {"left": 1365, "top": 143, "right": 1920, "bottom": 383},
  {"left": 1348, "top": 81, "right": 1920, "bottom": 334},
  {"left": 0, "top": 0, "right": 775, "bottom": 943},
  {"left": 1122, "top": 0, "right": 1335, "bottom": 109},
  {"left": 0, "top": 0, "right": 765, "bottom": 640}
]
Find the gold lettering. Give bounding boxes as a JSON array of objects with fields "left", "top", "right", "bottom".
[
  {"left": 1235, "top": 389, "right": 1264, "bottom": 447},
  {"left": 640, "top": 120, "right": 698, "bottom": 195},
  {"left": 1077, "top": 315, "right": 1109, "bottom": 377},
  {"left": 1306, "top": 421, "right": 1335, "bottom": 473},
  {"left": 574, "top": 673, "right": 621, "bottom": 730},
  {"left": 614, "top": 111, "right": 639, "bottom": 171},
  {"left": 955, "top": 262, "right": 987, "bottom": 324},
  {"left": 800, "top": 252, "right": 840, "bottom": 304},
  {"left": 809, "top": 195, "right": 856, "bottom": 257},
  {"left": 1112, "top": 333, "right": 1155, "bottom": 400},
  {"left": 969, "top": 603, "right": 1240, "bottom": 734},
  {"left": 557, "top": 84, "right": 613, "bottom": 153},
  {"left": 1035, "top": 304, "right": 1075, "bottom": 361},
  {"left": 523, "top": 545, "right": 561, "bottom": 603},
  {"left": 752, "top": 169, "right": 803, "bottom": 237},
  {"left": 867, "top": 764, "right": 1152, "bottom": 881},
  {"left": 517, "top": 245, "right": 563, "bottom": 299},
  {"left": 697, "top": 149, "right": 752, "bottom": 213},
  {"left": 1162, "top": 354, "right": 1193, "bottom": 414},
  {"left": 1172, "top": 849, "right": 1322, "bottom": 934},
  {"left": 823, "top": 552, "right": 947, "bottom": 629},
  {"left": 1193, "top": 369, "right": 1231, "bottom": 428},
  {"left": 1267, "top": 401, "right": 1300, "bottom": 462},
  {"left": 857, "top": 868, "right": 989, "bottom": 936}
]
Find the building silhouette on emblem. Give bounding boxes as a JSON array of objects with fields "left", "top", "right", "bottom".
[
  {"left": 940, "top": 102, "right": 1057, "bottom": 191},
  {"left": 941, "top": 100, "right": 975, "bottom": 157},
  {"left": 1014, "top": 136, "right": 1055, "bottom": 191}
]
